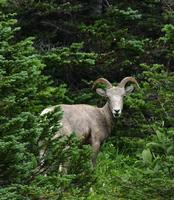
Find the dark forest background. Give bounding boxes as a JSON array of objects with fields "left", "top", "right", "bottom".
[{"left": 1, "top": 0, "right": 174, "bottom": 199}]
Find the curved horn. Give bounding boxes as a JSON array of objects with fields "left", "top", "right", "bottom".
[
  {"left": 92, "top": 78, "right": 112, "bottom": 89},
  {"left": 119, "top": 77, "right": 140, "bottom": 88}
]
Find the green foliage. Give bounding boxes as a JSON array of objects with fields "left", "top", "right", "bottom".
[
  {"left": 42, "top": 42, "right": 98, "bottom": 88},
  {"left": 87, "top": 149, "right": 174, "bottom": 200},
  {"left": 0, "top": 12, "right": 94, "bottom": 199},
  {"left": 0, "top": 12, "right": 45, "bottom": 184},
  {"left": 2, "top": 0, "right": 174, "bottom": 199}
]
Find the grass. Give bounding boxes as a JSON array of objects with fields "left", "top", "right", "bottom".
[{"left": 63, "top": 137, "right": 174, "bottom": 200}]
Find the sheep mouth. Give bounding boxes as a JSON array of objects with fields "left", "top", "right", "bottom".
[{"left": 113, "top": 113, "right": 121, "bottom": 118}]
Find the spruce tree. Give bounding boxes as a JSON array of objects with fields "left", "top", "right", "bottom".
[{"left": 0, "top": 11, "right": 93, "bottom": 199}]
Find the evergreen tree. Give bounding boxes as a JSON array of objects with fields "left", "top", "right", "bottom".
[
  {"left": 1, "top": 1, "right": 174, "bottom": 199},
  {"left": 0, "top": 11, "right": 93, "bottom": 200},
  {"left": 0, "top": 11, "right": 46, "bottom": 185}
]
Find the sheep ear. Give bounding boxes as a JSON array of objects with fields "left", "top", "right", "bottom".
[
  {"left": 125, "top": 85, "right": 134, "bottom": 95},
  {"left": 96, "top": 88, "right": 107, "bottom": 97}
]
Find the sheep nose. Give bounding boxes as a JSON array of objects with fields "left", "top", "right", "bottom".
[
  {"left": 114, "top": 109, "right": 120, "bottom": 114},
  {"left": 113, "top": 109, "right": 121, "bottom": 117}
]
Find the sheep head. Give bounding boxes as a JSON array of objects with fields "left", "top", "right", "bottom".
[{"left": 93, "top": 77, "right": 140, "bottom": 117}]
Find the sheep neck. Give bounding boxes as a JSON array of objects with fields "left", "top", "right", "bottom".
[{"left": 101, "top": 102, "right": 114, "bottom": 134}]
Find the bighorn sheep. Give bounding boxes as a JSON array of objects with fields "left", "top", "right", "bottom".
[{"left": 41, "top": 77, "right": 139, "bottom": 165}]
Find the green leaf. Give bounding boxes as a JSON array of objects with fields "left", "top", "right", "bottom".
[
  {"left": 142, "top": 149, "right": 152, "bottom": 164},
  {"left": 156, "top": 130, "right": 166, "bottom": 142}
]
